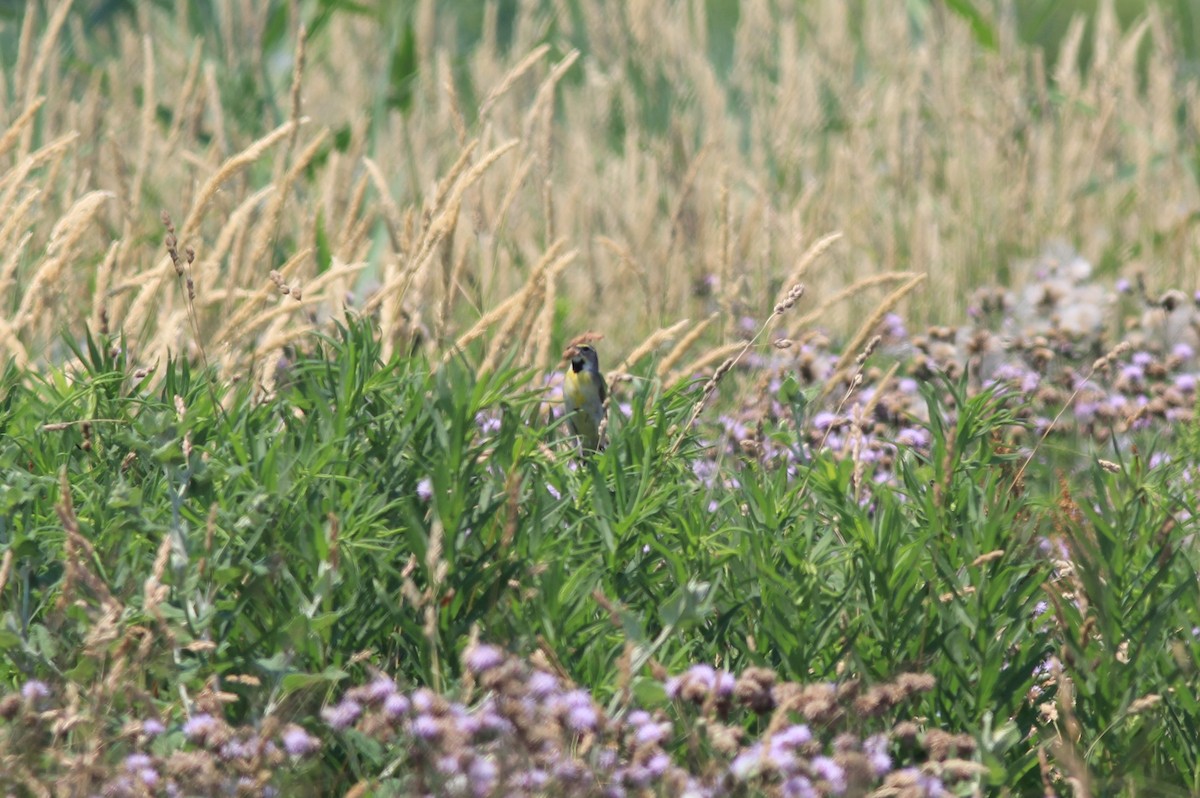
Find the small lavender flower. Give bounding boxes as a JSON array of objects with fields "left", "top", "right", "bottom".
[
  {"left": 321, "top": 699, "right": 362, "bottom": 731},
  {"left": 527, "top": 670, "right": 558, "bottom": 699},
  {"left": 182, "top": 713, "right": 217, "bottom": 742},
  {"left": 219, "top": 738, "right": 252, "bottom": 761},
  {"left": 1120, "top": 364, "right": 1144, "bottom": 382},
  {"left": 515, "top": 769, "right": 549, "bottom": 790},
  {"left": 281, "top": 725, "right": 321, "bottom": 757},
  {"left": 412, "top": 713, "right": 441, "bottom": 740},
  {"left": 476, "top": 705, "right": 515, "bottom": 736},
  {"left": 412, "top": 688, "right": 436, "bottom": 713},
  {"left": 464, "top": 643, "right": 505, "bottom": 675},
  {"left": 468, "top": 756, "right": 498, "bottom": 797},
  {"left": 595, "top": 747, "right": 618, "bottom": 772},
  {"left": 435, "top": 755, "right": 461, "bottom": 775},
  {"left": 21, "top": 680, "right": 50, "bottom": 702},
  {"left": 383, "top": 693, "right": 411, "bottom": 719},
  {"left": 645, "top": 752, "right": 671, "bottom": 778},
  {"left": 772, "top": 723, "right": 813, "bottom": 749},
  {"left": 416, "top": 477, "right": 434, "bottom": 502},
  {"left": 566, "top": 703, "right": 599, "bottom": 733},
  {"left": 363, "top": 675, "right": 398, "bottom": 703},
  {"left": 475, "top": 412, "right": 502, "bottom": 435},
  {"left": 634, "top": 719, "right": 671, "bottom": 746},
  {"left": 782, "top": 775, "right": 818, "bottom": 798},
  {"left": 124, "top": 753, "right": 154, "bottom": 772},
  {"left": 142, "top": 718, "right": 166, "bottom": 737},
  {"left": 810, "top": 756, "right": 846, "bottom": 794},
  {"left": 918, "top": 771, "right": 945, "bottom": 797},
  {"left": 715, "top": 670, "right": 736, "bottom": 698},
  {"left": 729, "top": 743, "right": 763, "bottom": 780},
  {"left": 812, "top": 411, "right": 838, "bottom": 431},
  {"left": 863, "top": 734, "right": 892, "bottom": 776}
]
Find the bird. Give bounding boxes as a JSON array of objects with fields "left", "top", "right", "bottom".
[{"left": 562, "top": 343, "right": 607, "bottom": 453}]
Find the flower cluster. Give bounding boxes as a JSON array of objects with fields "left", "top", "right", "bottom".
[
  {"left": 708, "top": 243, "right": 1200, "bottom": 486},
  {"left": 0, "top": 680, "right": 320, "bottom": 797},
  {"left": 317, "top": 644, "right": 981, "bottom": 797}
]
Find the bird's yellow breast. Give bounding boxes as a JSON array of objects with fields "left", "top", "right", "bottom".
[{"left": 564, "top": 369, "right": 597, "bottom": 407}]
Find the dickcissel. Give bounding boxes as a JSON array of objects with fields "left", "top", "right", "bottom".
[{"left": 563, "top": 343, "right": 607, "bottom": 452}]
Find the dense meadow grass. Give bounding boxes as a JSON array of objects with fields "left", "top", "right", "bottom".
[{"left": 3, "top": 0, "right": 1200, "bottom": 795}]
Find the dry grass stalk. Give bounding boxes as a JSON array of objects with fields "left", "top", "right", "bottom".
[
  {"left": 210, "top": 248, "right": 313, "bottom": 347},
  {"left": 657, "top": 313, "right": 719, "bottom": 378},
  {"left": 123, "top": 122, "right": 304, "bottom": 339},
  {"left": 523, "top": 49, "right": 579, "bottom": 147},
  {"left": 0, "top": 132, "right": 78, "bottom": 221},
  {"left": 0, "top": 548, "right": 12, "bottom": 596},
  {"left": 430, "top": 139, "right": 483, "bottom": 220},
  {"left": 195, "top": 185, "right": 275, "bottom": 293},
  {"left": 779, "top": 231, "right": 844, "bottom": 304},
  {"left": 479, "top": 247, "right": 577, "bottom": 374},
  {"left": 247, "top": 128, "right": 330, "bottom": 274},
  {"left": 88, "top": 240, "right": 121, "bottom": 334},
  {"left": 11, "top": 0, "right": 37, "bottom": 112},
  {"left": 1010, "top": 341, "right": 1132, "bottom": 491},
  {"left": 445, "top": 239, "right": 569, "bottom": 363},
  {"left": 130, "top": 36, "right": 155, "bottom": 213},
  {"left": 479, "top": 43, "right": 551, "bottom": 117},
  {"left": 21, "top": 0, "right": 73, "bottom": 110},
  {"left": 0, "top": 95, "right": 45, "bottom": 160},
  {"left": 366, "top": 139, "right": 518, "bottom": 355},
  {"left": 611, "top": 317, "right": 692, "bottom": 379},
  {"left": 792, "top": 272, "right": 921, "bottom": 330},
  {"left": 363, "top": 155, "right": 413, "bottom": 254},
  {"left": 670, "top": 341, "right": 747, "bottom": 387},
  {"left": 820, "top": 274, "right": 926, "bottom": 401},
  {"left": 180, "top": 119, "right": 303, "bottom": 240},
  {"left": 164, "top": 40, "right": 204, "bottom": 153},
  {"left": 15, "top": 190, "right": 114, "bottom": 330},
  {"left": 533, "top": 256, "right": 559, "bottom": 372}
]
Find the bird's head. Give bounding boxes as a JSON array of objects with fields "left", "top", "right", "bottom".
[{"left": 568, "top": 344, "right": 599, "bottom": 373}]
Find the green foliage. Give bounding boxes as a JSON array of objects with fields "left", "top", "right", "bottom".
[{"left": 2, "top": 323, "right": 1200, "bottom": 793}]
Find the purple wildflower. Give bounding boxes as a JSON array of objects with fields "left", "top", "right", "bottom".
[
  {"left": 21, "top": 680, "right": 50, "bottom": 702},
  {"left": 464, "top": 643, "right": 505, "bottom": 675},
  {"left": 383, "top": 693, "right": 410, "bottom": 718},
  {"left": 281, "top": 725, "right": 321, "bottom": 757},
  {"left": 124, "top": 753, "right": 154, "bottom": 772},
  {"left": 321, "top": 699, "right": 362, "bottom": 730},
  {"left": 416, "top": 477, "right": 434, "bottom": 502},
  {"left": 468, "top": 756, "right": 498, "bottom": 797},
  {"left": 527, "top": 670, "right": 558, "bottom": 699},
  {"left": 810, "top": 756, "right": 846, "bottom": 793},
  {"left": 412, "top": 714, "right": 441, "bottom": 740},
  {"left": 782, "top": 776, "right": 818, "bottom": 798},
  {"left": 182, "top": 713, "right": 217, "bottom": 742},
  {"left": 864, "top": 734, "right": 892, "bottom": 776}
]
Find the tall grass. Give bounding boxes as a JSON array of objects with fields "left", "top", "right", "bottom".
[
  {"left": 4, "top": 1, "right": 1200, "bottom": 795},
  {"left": 2, "top": 1, "right": 1199, "bottom": 379}
]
